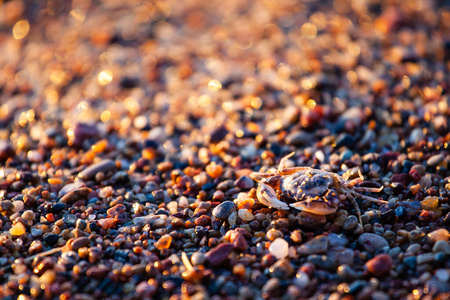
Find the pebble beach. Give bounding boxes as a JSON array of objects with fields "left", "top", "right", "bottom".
[{"left": 0, "top": 0, "right": 449, "bottom": 299}]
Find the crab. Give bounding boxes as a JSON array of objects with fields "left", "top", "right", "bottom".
[{"left": 250, "top": 152, "right": 386, "bottom": 224}]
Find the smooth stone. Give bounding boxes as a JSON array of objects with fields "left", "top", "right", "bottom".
[
  {"left": 205, "top": 243, "right": 233, "bottom": 266},
  {"left": 58, "top": 182, "right": 86, "bottom": 197},
  {"left": 328, "top": 233, "right": 349, "bottom": 248},
  {"left": 435, "top": 269, "right": 450, "bottom": 282},
  {"left": 209, "top": 126, "right": 228, "bottom": 143},
  {"left": 427, "top": 228, "right": 449, "bottom": 243},
  {"left": 365, "top": 254, "right": 393, "bottom": 277},
  {"left": 285, "top": 131, "right": 313, "bottom": 146},
  {"left": 327, "top": 247, "right": 355, "bottom": 267},
  {"left": 262, "top": 278, "right": 280, "bottom": 295},
  {"left": 358, "top": 233, "right": 389, "bottom": 253},
  {"left": 337, "top": 264, "right": 359, "bottom": 281},
  {"left": 59, "top": 187, "right": 91, "bottom": 204},
  {"left": 298, "top": 235, "right": 329, "bottom": 255},
  {"left": 406, "top": 243, "right": 421, "bottom": 254},
  {"left": 403, "top": 256, "right": 417, "bottom": 270},
  {"left": 44, "top": 234, "right": 60, "bottom": 246},
  {"left": 342, "top": 215, "right": 358, "bottom": 230},
  {"left": 69, "top": 236, "right": 90, "bottom": 251},
  {"left": 307, "top": 255, "right": 335, "bottom": 270},
  {"left": 269, "top": 259, "right": 294, "bottom": 279},
  {"left": 234, "top": 176, "right": 253, "bottom": 190},
  {"left": 427, "top": 154, "right": 444, "bottom": 167},
  {"left": 51, "top": 202, "right": 66, "bottom": 213},
  {"left": 293, "top": 271, "right": 310, "bottom": 289},
  {"left": 417, "top": 253, "right": 435, "bottom": 265},
  {"left": 269, "top": 238, "right": 289, "bottom": 259},
  {"left": 78, "top": 160, "right": 116, "bottom": 180},
  {"left": 432, "top": 240, "right": 450, "bottom": 254},
  {"left": 212, "top": 201, "right": 237, "bottom": 221}
]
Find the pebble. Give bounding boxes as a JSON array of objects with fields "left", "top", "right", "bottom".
[
  {"left": 358, "top": 233, "right": 389, "bottom": 253},
  {"left": 59, "top": 187, "right": 91, "bottom": 204},
  {"left": 421, "top": 196, "right": 440, "bottom": 211},
  {"left": 58, "top": 182, "right": 87, "bottom": 197},
  {"left": 234, "top": 176, "right": 253, "bottom": 189},
  {"left": 78, "top": 159, "right": 116, "bottom": 180},
  {"left": 269, "top": 259, "right": 294, "bottom": 279},
  {"left": 269, "top": 238, "right": 289, "bottom": 259},
  {"left": 212, "top": 201, "right": 237, "bottom": 220},
  {"left": 9, "top": 222, "right": 26, "bottom": 236},
  {"left": 417, "top": 253, "right": 435, "bottom": 265},
  {"left": 205, "top": 243, "right": 233, "bottom": 266},
  {"left": 342, "top": 215, "right": 358, "bottom": 230},
  {"left": 328, "top": 233, "right": 349, "bottom": 248},
  {"left": 298, "top": 235, "right": 329, "bottom": 255},
  {"left": 365, "top": 254, "right": 393, "bottom": 277},
  {"left": 293, "top": 271, "right": 310, "bottom": 289},
  {"left": 427, "top": 228, "right": 449, "bottom": 243},
  {"left": 285, "top": 131, "right": 312, "bottom": 146},
  {"left": 427, "top": 154, "right": 445, "bottom": 167},
  {"left": 154, "top": 234, "right": 172, "bottom": 250},
  {"left": 435, "top": 269, "right": 450, "bottom": 282},
  {"left": 432, "top": 240, "right": 450, "bottom": 254}
]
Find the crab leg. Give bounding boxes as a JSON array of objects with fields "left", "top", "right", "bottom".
[
  {"left": 256, "top": 182, "right": 290, "bottom": 210},
  {"left": 344, "top": 192, "right": 362, "bottom": 225},
  {"left": 346, "top": 169, "right": 364, "bottom": 187},
  {"left": 352, "top": 186, "right": 384, "bottom": 193},
  {"left": 278, "top": 151, "right": 296, "bottom": 171},
  {"left": 250, "top": 172, "right": 274, "bottom": 182},
  {"left": 277, "top": 167, "right": 312, "bottom": 175},
  {"left": 349, "top": 190, "right": 388, "bottom": 203}
]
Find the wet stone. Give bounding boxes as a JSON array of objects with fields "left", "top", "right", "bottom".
[
  {"left": 269, "top": 238, "right": 289, "bottom": 259},
  {"left": 269, "top": 259, "right": 294, "bottom": 279},
  {"left": 234, "top": 176, "right": 253, "bottom": 189},
  {"left": 78, "top": 160, "right": 116, "bottom": 180},
  {"left": 328, "top": 233, "right": 349, "bottom": 248},
  {"left": 358, "top": 233, "right": 389, "bottom": 253},
  {"left": 44, "top": 234, "right": 60, "bottom": 246},
  {"left": 58, "top": 182, "right": 87, "bottom": 197},
  {"left": 432, "top": 240, "right": 450, "bottom": 254},
  {"left": 427, "top": 228, "right": 449, "bottom": 243},
  {"left": 298, "top": 235, "right": 329, "bottom": 255},
  {"left": 205, "top": 243, "right": 233, "bottom": 266},
  {"left": 212, "top": 201, "right": 237, "bottom": 221},
  {"left": 342, "top": 215, "right": 358, "bottom": 230},
  {"left": 427, "top": 154, "right": 445, "bottom": 167},
  {"left": 365, "top": 254, "right": 393, "bottom": 277}
]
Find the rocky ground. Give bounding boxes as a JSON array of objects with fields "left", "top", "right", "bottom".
[{"left": 0, "top": 0, "right": 449, "bottom": 299}]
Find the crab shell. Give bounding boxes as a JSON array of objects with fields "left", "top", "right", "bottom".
[{"left": 257, "top": 170, "right": 343, "bottom": 215}]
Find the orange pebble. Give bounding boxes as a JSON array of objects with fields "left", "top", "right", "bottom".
[
  {"left": 92, "top": 139, "right": 108, "bottom": 153},
  {"left": 142, "top": 148, "right": 156, "bottom": 160},
  {"left": 46, "top": 213, "right": 55, "bottom": 222},
  {"left": 205, "top": 162, "right": 223, "bottom": 178},
  {"left": 237, "top": 198, "right": 254, "bottom": 210},
  {"left": 48, "top": 178, "right": 62, "bottom": 185}
]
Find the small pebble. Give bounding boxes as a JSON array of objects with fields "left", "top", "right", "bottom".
[
  {"left": 269, "top": 238, "right": 289, "bottom": 259},
  {"left": 212, "top": 201, "right": 237, "bottom": 220},
  {"left": 365, "top": 254, "right": 393, "bottom": 277}
]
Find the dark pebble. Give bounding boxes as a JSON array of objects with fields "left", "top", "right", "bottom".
[
  {"left": 212, "top": 201, "right": 237, "bottom": 221},
  {"left": 44, "top": 234, "right": 60, "bottom": 246},
  {"left": 51, "top": 202, "right": 66, "bottom": 213},
  {"left": 78, "top": 160, "right": 116, "bottom": 180},
  {"left": 335, "top": 133, "right": 355, "bottom": 148},
  {"left": 403, "top": 256, "right": 417, "bottom": 270},
  {"left": 234, "top": 176, "right": 253, "bottom": 189},
  {"left": 72, "top": 123, "right": 98, "bottom": 147},
  {"left": 205, "top": 243, "right": 233, "bottom": 266},
  {"left": 209, "top": 126, "right": 228, "bottom": 143}
]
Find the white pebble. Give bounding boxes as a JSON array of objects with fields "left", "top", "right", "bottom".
[
  {"left": 27, "top": 150, "right": 43, "bottom": 163},
  {"left": 178, "top": 196, "right": 189, "bottom": 208},
  {"left": 238, "top": 209, "right": 254, "bottom": 221},
  {"left": 269, "top": 238, "right": 289, "bottom": 259},
  {"left": 167, "top": 201, "right": 178, "bottom": 214},
  {"left": 12, "top": 201, "right": 24, "bottom": 213}
]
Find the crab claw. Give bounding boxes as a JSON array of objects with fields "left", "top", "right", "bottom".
[
  {"left": 257, "top": 183, "right": 289, "bottom": 210},
  {"left": 290, "top": 199, "right": 338, "bottom": 215}
]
